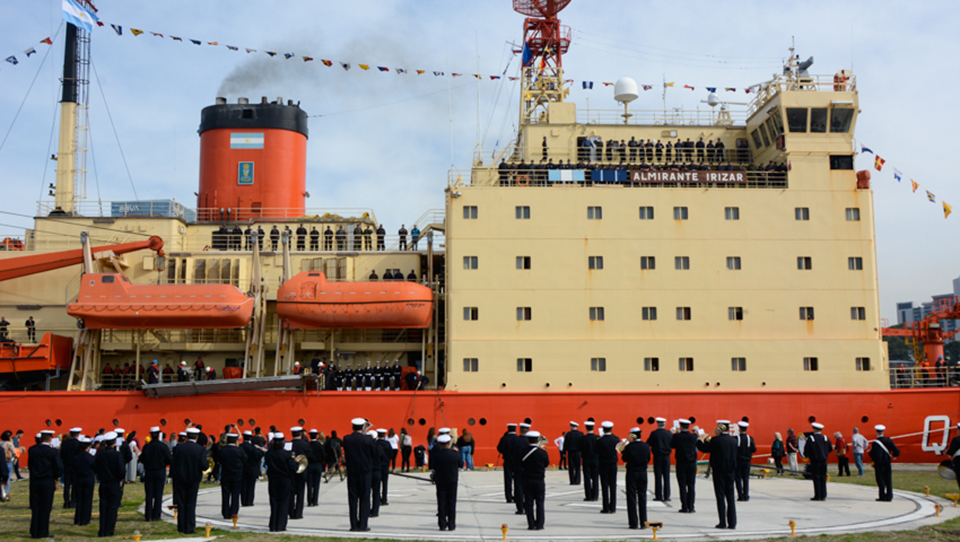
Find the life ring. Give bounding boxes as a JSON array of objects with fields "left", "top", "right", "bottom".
[{"left": 516, "top": 175, "right": 529, "bottom": 187}]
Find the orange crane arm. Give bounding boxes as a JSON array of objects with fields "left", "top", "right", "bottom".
[
  {"left": 881, "top": 328, "right": 914, "bottom": 337},
  {"left": 0, "top": 236, "right": 164, "bottom": 282}
]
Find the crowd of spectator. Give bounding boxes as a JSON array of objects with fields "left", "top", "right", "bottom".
[{"left": 210, "top": 223, "right": 423, "bottom": 253}]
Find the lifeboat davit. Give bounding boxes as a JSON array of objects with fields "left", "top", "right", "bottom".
[
  {"left": 277, "top": 272, "right": 433, "bottom": 329},
  {"left": 67, "top": 273, "right": 254, "bottom": 329}
]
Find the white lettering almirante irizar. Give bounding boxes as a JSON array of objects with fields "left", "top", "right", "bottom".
[{"left": 630, "top": 170, "right": 748, "bottom": 184}]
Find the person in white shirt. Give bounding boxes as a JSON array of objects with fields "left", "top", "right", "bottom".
[
  {"left": 851, "top": 427, "right": 868, "bottom": 476},
  {"left": 400, "top": 429, "right": 413, "bottom": 472},
  {"left": 386, "top": 429, "right": 400, "bottom": 472},
  {"left": 553, "top": 435, "right": 566, "bottom": 470}
]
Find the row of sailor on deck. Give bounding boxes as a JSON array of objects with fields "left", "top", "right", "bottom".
[
  {"left": 499, "top": 157, "right": 787, "bottom": 185},
  {"left": 210, "top": 224, "right": 422, "bottom": 252},
  {"left": 540, "top": 135, "right": 753, "bottom": 164}
]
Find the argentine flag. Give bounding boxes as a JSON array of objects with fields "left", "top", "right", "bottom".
[
  {"left": 230, "top": 133, "right": 264, "bottom": 149},
  {"left": 62, "top": 0, "right": 98, "bottom": 33}
]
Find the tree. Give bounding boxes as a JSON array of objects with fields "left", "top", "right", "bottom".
[{"left": 883, "top": 324, "right": 913, "bottom": 361}]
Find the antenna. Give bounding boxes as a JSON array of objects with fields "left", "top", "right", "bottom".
[{"left": 513, "top": 0, "right": 573, "bottom": 126}]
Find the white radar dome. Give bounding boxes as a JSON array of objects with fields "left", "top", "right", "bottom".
[
  {"left": 614, "top": 77, "right": 639, "bottom": 104},
  {"left": 706, "top": 92, "right": 719, "bottom": 107}
]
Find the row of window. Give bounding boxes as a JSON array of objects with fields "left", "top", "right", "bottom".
[
  {"left": 466, "top": 205, "right": 863, "bottom": 222},
  {"left": 464, "top": 306, "right": 870, "bottom": 322},
  {"left": 461, "top": 356, "right": 872, "bottom": 373},
  {"left": 467, "top": 255, "right": 866, "bottom": 271}
]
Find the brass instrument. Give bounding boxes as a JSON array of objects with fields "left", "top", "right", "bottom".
[
  {"left": 537, "top": 435, "right": 548, "bottom": 449},
  {"left": 295, "top": 454, "right": 309, "bottom": 474},
  {"left": 202, "top": 457, "right": 215, "bottom": 477}
]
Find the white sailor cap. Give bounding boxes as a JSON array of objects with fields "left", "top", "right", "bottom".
[
  {"left": 738, "top": 421, "right": 749, "bottom": 428},
  {"left": 717, "top": 420, "right": 730, "bottom": 425},
  {"left": 366, "top": 430, "right": 377, "bottom": 438},
  {"left": 437, "top": 434, "right": 452, "bottom": 444},
  {"left": 811, "top": 422, "right": 824, "bottom": 430},
  {"left": 439, "top": 427, "right": 451, "bottom": 434},
  {"left": 273, "top": 432, "right": 285, "bottom": 440},
  {"left": 150, "top": 426, "right": 161, "bottom": 433},
  {"left": 70, "top": 427, "right": 82, "bottom": 433},
  {"left": 104, "top": 431, "right": 118, "bottom": 440},
  {"left": 78, "top": 436, "right": 91, "bottom": 444},
  {"left": 678, "top": 419, "right": 691, "bottom": 425},
  {"left": 35, "top": 433, "right": 42, "bottom": 439},
  {"left": 290, "top": 426, "right": 303, "bottom": 433},
  {"left": 630, "top": 427, "right": 641, "bottom": 434},
  {"left": 309, "top": 428, "right": 318, "bottom": 434},
  {"left": 351, "top": 418, "right": 367, "bottom": 426},
  {"left": 569, "top": 421, "right": 579, "bottom": 427},
  {"left": 284, "top": 442, "right": 292, "bottom": 451},
  {"left": 527, "top": 431, "right": 541, "bottom": 438},
  {"left": 115, "top": 428, "right": 125, "bottom": 433},
  {"left": 584, "top": 420, "right": 595, "bottom": 426},
  {"left": 377, "top": 428, "right": 387, "bottom": 434},
  {"left": 243, "top": 430, "right": 252, "bottom": 436},
  {"left": 226, "top": 433, "right": 239, "bottom": 438},
  {"left": 874, "top": 424, "right": 886, "bottom": 432},
  {"left": 92, "top": 435, "right": 102, "bottom": 443},
  {"left": 180, "top": 361, "right": 187, "bottom": 366},
  {"left": 655, "top": 417, "right": 666, "bottom": 423},
  {"left": 40, "top": 429, "right": 55, "bottom": 435},
  {"left": 601, "top": 421, "right": 613, "bottom": 429},
  {"left": 186, "top": 428, "right": 200, "bottom": 434},
  {"left": 178, "top": 432, "right": 187, "bottom": 437},
  {"left": 518, "top": 423, "right": 531, "bottom": 429},
  {"left": 507, "top": 423, "right": 517, "bottom": 428}
]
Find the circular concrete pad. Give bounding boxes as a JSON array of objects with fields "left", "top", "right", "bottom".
[{"left": 165, "top": 470, "right": 959, "bottom": 540}]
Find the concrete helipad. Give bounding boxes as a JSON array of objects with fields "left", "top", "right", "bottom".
[{"left": 161, "top": 469, "right": 960, "bottom": 540}]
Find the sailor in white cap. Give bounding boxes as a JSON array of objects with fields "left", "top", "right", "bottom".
[
  {"left": 240, "top": 430, "right": 263, "bottom": 507},
  {"left": 439, "top": 427, "right": 452, "bottom": 435},
  {"left": 264, "top": 431, "right": 299, "bottom": 532},
  {"left": 373, "top": 428, "right": 392, "bottom": 514},
  {"left": 141, "top": 425, "right": 172, "bottom": 521},
  {"left": 92, "top": 431, "right": 124, "bottom": 537},
  {"left": 27, "top": 428, "right": 61, "bottom": 538},
  {"left": 289, "top": 426, "right": 310, "bottom": 519},
  {"left": 597, "top": 422, "right": 620, "bottom": 513},
  {"left": 171, "top": 427, "right": 206, "bottom": 534},
  {"left": 60, "top": 426, "right": 84, "bottom": 509},
  {"left": 73, "top": 434, "right": 97, "bottom": 526},
  {"left": 581, "top": 420, "right": 600, "bottom": 502},
  {"left": 432, "top": 433, "right": 462, "bottom": 530},
  {"left": 564, "top": 421, "right": 584, "bottom": 486},
  {"left": 521, "top": 430, "right": 549, "bottom": 530},
  {"left": 306, "top": 429, "right": 323, "bottom": 507},
  {"left": 177, "top": 361, "right": 190, "bottom": 382},
  {"left": 734, "top": 421, "right": 756, "bottom": 502},
  {"left": 672, "top": 418, "right": 699, "bottom": 513},
  {"left": 218, "top": 432, "right": 245, "bottom": 520},
  {"left": 696, "top": 420, "right": 738, "bottom": 529},
  {"left": 497, "top": 423, "right": 519, "bottom": 504},
  {"left": 621, "top": 427, "right": 650, "bottom": 529},
  {"left": 342, "top": 417, "right": 378, "bottom": 531},
  {"left": 648, "top": 416, "right": 672, "bottom": 502},
  {"left": 509, "top": 422, "right": 532, "bottom": 515},
  {"left": 869, "top": 424, "right": 900, "bottom": 501},
  {"left": 805, "top": 422, "right": 832, "bottom": 501}
]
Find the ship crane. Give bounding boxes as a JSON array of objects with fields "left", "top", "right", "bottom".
[
  {"left": 513, "top": 0, "right": 572, "bottom": 125},
  {"left": 882, "top": 295, "right": 960, "bottom": 373}
]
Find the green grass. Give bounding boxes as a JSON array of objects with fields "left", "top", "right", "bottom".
[{"left": 1, "top": 470, "right": 959, "bottom": 541}]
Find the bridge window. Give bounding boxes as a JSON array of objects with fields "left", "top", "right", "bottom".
[
  {"left": 644, "top": 357, "right": 659, "bottom": 371},
  {"left": 463, "top": 307, "right": 478, "bottom": 321},
  {"left": 804, "top": 357, "right": 819, "bottom": 371},
  {"left": 679, "top": 357, "right": 694, "bottom": 371},
  {"left": 787, "top": 108, "right": 808, "bottom": 132},
  {"left": 642, "top": 307, "right": 657, "bottom": 320},
  {"left": 830, "top": 108, "right": 854, "bottom": 133},
  {"left": 731, "top": 357, "right": 746, "bottom": 372},
  {"left": 589, "top": 307, "right": 605, "bottom": 321},
  {"left": 830, "top": 155, "right": 854, "bottom": 170},
  {"left": 517, "top": 358, "right": 533, "bottom": 372},
  {"left": 590, "top": 357, "right": 607, "bottom": 372},
  {"left": 462, "top": 205, "right": 478, "bottom": 219},
  {"left": 810, "top": 108, "right": 828, "bottom": 133},
  {"left": 856, "top": 357, "right": 871, "bottom": 371}
]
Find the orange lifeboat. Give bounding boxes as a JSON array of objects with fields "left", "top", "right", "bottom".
[
  {"left": 67, "top": 273, "right": 254, "bottom": 329},
  {"left": 277, "top": 271, "right": 433, "bottom": 329}
]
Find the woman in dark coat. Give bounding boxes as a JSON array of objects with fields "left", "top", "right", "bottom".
[{"left": 264, "top": 433, "right": 299, "bottom": 532}]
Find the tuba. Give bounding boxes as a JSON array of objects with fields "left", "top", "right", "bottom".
[
  {"left": 202, "top": 457, "right": 215, "bottom": 477},
  {"left": 295, "top": 454, "right": 309, "bottom": 474}
]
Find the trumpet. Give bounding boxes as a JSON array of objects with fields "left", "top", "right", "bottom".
[
  {"left": 202, "top": 457, "right": 215, "bottom": 477},
  {"left": 294, "top": 454, "right": 309, "bottom": 474}
]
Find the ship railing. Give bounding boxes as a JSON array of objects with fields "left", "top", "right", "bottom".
[
  {"left": 450, "top": 167, "right": 787, "bottom": 189},
  {"left": 747, "top": 73, "right": 857, "bottom": 117},
  {"left": 890, "top": 366, "right": 960, "bottom": 389},
  {"left": 472, "top": 144, "right": 755, "bottom": 170},
  {"left": 576, "top": 107, "right": 748, "bottom": 126},
  {"left": 179, "top": 233, "right": 438, "bottom": 254},
  {"left": 34, "top": 201, "right": 379, "bottom": 225}
]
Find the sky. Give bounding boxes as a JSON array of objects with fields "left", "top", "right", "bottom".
[{"left": 0, "top": 0, "right": 958, "bottom": 322}]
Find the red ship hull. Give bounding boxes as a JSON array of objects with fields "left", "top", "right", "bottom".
[{"left": 4, "top": 388, "right": 957, "bottom": 464}]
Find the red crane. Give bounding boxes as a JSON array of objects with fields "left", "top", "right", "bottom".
[
  {"left": 882, "top": 295, "right": 960, "bottom": 367},
  {"left": 513, "top": 0, "right": 572, "bottom": 68}
]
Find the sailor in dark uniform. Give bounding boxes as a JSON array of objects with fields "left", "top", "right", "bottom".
[
  {"left": 141, "top": 426, "right": 172, "bottom": 521},
  {"left": 172, "top": 427, "right": 207, "bottom": 534},
  {"left": 29, "top": 430, "right": 62, "bottom": 539},
  {"left": 244, "top": 225, "right": 253, "bottom": 250},
  {"left": 497, "top": 423, "right": 518, "bottom": 503},
  {"left": 597, "top": 421, "right": 620, "bottom": 513},
  {"left": 391, "top": 360, "right": 402, "bottom": 390},
  {"left": 697, "top": 420, "right": 738, "bottom": 530},
  {"left": 306, "top": 429, "right": 325, "bottom": 506},
  {"left": 147, "top": 359, "right": 161, "bottom": 384},
  {"left": 622, "top": 427, "right": 651, "bottom": 529},
  {"left": 343, "top": 418, "right": 378, "bottom": 531},
  {"left": 59, "top": 426, "right": 82, "bottom": 509},
  {"left": 373, "top": 362, "right": 383, "bottom": 391},
  {"left": 269, "top": 225, "right": 280, "bottom": 251},
  {"left": 265, "top": 432, "right": 298, "bottom": 532},
  {"left": 563, "top": 421, "right": 583, "bottom": 485},
  {"left": 647, "top": 417, "right": 672, "bottom": 502},
  {"left": 869, "top": 424, "right": 900, "bottom": 501},
  {"left": 944, "top": 422, "right": 960, "bottom": 492},
  {"left": 671, "top": 418, "right": 699, "bottom": 513},
  {"left": 510, "top": 423, "right": 531, "bottom": 514},
  {"left": 521, "top": 430, "right": 549, "bottom": 530},
  {"left": 309, "top": 226, "right": 320, "bottom": 251},
  {"left": 803, "top": 422, "right": 832, "bottom": 501},
  {"left": 296, "top": 224, "right": 307, "bottom": 251},
  {"left": 432, "top": 433, "right": 462, "bottom": 530},
  {"left": 240, "top": 431, "right": 263, "bottom": 506},
  {"left": 218, "top": 432, "right": 246, "bottom": 519},
  {"left": 376, "top": 429, "right": 392, "bottom": 506},
  {"left": 579, "top": 420, "right": 600, "bottom": 501},
  {"left": 343, "top": 364, "right": 353, "bottom": 390},
  {"left": 93, "top": 431, "right": 125, "bottom": 537},
  {"left": 363, "top": 362, "right": 374, "bottom": 391},
  {"left": 73, "top": 436, "right": 96, "bottom": 526},
  {"left": 289, "top": 426, "right": 310, "bottom": 519},
  {"left": 733, "top": 421, "right": 757, "bottom": 501}
]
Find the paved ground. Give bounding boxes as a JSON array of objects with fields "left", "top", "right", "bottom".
[{"left": 162, "top": 469, "right": 960, "bottom": 540}]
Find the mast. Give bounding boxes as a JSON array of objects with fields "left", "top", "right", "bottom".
[{"left": 513, "top": 0, "right": 572, "bottom": 127}]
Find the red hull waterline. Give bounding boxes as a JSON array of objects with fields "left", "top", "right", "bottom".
[{"left": 3, "top": 388, "right": 958, "bottom": 464}]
